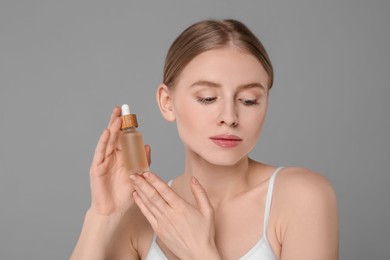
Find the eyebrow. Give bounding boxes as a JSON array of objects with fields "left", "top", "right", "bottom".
[{"left": 190, "top": 80, "right": 266, "bottom": 92}]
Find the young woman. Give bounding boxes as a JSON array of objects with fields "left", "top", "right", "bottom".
[{"left": 71, "top": 19, "right": 339, "bottom": 260}]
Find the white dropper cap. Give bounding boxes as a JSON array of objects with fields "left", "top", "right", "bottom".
[{"left": 121, "top": 104, "right": 131, "bottom": 116}]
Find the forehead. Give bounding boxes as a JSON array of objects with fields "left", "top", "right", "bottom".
[{"left": 175, "top": 47, "right": 270, "bottom": 89}]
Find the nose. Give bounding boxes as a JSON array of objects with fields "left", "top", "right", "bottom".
[{"left": 217, "top": 101, "right": 239, "bottom": 127}]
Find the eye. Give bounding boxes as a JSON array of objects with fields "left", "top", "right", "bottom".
[
  {"left": 196, "top": 97, "right": 217, "bottom": 104},
  {"left": 239, "top": 98, "right": 259, "bottom": 106}
]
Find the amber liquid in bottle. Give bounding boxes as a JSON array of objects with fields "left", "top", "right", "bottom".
[{"left": 119, "top": 104, "right": 149, "bottom": 176}]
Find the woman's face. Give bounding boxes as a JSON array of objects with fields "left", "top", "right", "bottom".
[{"left": 168, "top": 47, "right": 270, "bottom": 166}]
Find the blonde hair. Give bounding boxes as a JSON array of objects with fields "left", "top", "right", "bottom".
[{"left": 163, "top": 19, "right": 274, "bottom": 89}]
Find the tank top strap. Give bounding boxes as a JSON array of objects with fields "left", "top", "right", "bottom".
[
  {"left": 263, "top": 167, "right": 284, "bottom": 239},
  {"left": 151, "top": 231, "right": 157, "bottom": 244}
]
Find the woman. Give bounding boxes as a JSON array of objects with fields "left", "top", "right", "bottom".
[{"left": 71, "top": 19, "right": 339, "bottom": 260}]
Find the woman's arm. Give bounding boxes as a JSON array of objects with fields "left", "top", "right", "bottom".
[
  {"left": 278, "top": 168, "right": 339, "bottom": 260},
  {"left": 70, "top": 107, "right": 151, "bottom": 259},
  {"left": 70, "top": 209, "right": 138, "bottom": 260}
]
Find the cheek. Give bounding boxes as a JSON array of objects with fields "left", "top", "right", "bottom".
[
  {"left": 173, "top": 98, "right": 201, "bottom": 137},
  {"left": 173, "top": 95, "right": 217, "bottom": 128},
  {"left": 240, "top": 107, "right": 267, "bottom": 136}
]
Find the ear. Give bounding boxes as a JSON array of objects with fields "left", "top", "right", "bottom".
[{"left": 156, "top": 84, "right": 176, "bottom": 122}]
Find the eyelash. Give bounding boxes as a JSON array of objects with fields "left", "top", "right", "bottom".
[
  {"left": 196, "top": 97, "right": 217, "bottom": 104},
  {"left": 240, "top": 98, "right": 259, "bottom": 106},
  {"left": 196, "top": 97, "right": 259, "bottom": 106}
]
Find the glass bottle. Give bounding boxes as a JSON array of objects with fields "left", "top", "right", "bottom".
[{"left": 119, "top": 104, "right": 149, "bottom": 176}]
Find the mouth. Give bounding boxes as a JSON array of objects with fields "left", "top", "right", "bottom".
[{"left": 209, "top": 135, "right": 243, "bottom": 148}]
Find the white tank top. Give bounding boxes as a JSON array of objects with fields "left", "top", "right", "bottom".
[{"left": 145, "top": 167, "right": 283, "bottom": 260}]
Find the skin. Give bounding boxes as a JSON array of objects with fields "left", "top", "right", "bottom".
[{"left": 71, "top": 47, "right": 339, "bottom": 260}]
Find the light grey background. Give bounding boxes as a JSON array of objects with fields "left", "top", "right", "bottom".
[{"left": 1, "top": 1, "right": 389, "bottom": 259}]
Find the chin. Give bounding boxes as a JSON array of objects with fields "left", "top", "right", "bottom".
[{"left": 198, "top": 150, "right": 249, "bottom": 167}]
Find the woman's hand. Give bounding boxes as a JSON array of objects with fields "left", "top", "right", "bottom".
[
  {"left": 130, "top": 172, "right": 221, "bottom": 260},
  {"left": 89, "top": 106, "right": 151, "bottom": 216},
  {"left": 72, "top": 106, "right": 152, "bottom": 260}
]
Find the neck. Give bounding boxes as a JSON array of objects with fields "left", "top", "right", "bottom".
[{"left": 181, "top": 148, "right": 252, "bottom": 207}]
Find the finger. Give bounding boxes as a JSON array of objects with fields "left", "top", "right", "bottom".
[
  {"left": 190, "top": 177, "right": 214, "bottom": 216},
  {"left": 104, "top": 117, "right": 122, "bottom": 157},
  {"left": 142, "top": 172, "right": 181, "bottom": 208},
  {"left": 107, "top": 106, "right": 121, "bottom": 128},
  {"left": 145, "top": 144, "right": 151, "bottom": 166},
  {"left": 92, "top": 128, "right": 110, "bottom": 165},
  {"left": 133, "top": 191, "right": 157, "bottom": 228},
  {"left": 130, "top": 174, "right": 169, "bottom": 216}
]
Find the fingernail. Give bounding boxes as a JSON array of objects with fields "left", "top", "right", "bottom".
[
  {"left": 129, "top": 174, "right": 137, "bottom": 182},
  {"left": 192, "top": 176, "right": 199, "bottom": 184},
  {"left": 143, "top": 172, "right": 150, "bottom": 178}
]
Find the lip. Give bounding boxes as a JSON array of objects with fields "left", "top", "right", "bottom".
[{"left": 209, "top": 135, "right": 243, "bottom": 148}]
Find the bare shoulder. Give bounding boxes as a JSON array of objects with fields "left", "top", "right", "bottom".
[
  {"left": 273, "top": 167, "right": 339, "bottom": 259},
  {"left": 276, "top": 166, "right": 336, "bottom": 201},
  {"left": 274, "top": 166, "right": 338, "bottom": 220}
]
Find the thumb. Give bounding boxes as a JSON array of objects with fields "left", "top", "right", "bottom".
[{"left": 190, "top": 177, "right": 213, "bottom": 216}]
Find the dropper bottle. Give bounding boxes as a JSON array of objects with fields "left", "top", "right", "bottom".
[{"left": 119, "top": 104, "right": 149, "bottom": 176}]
